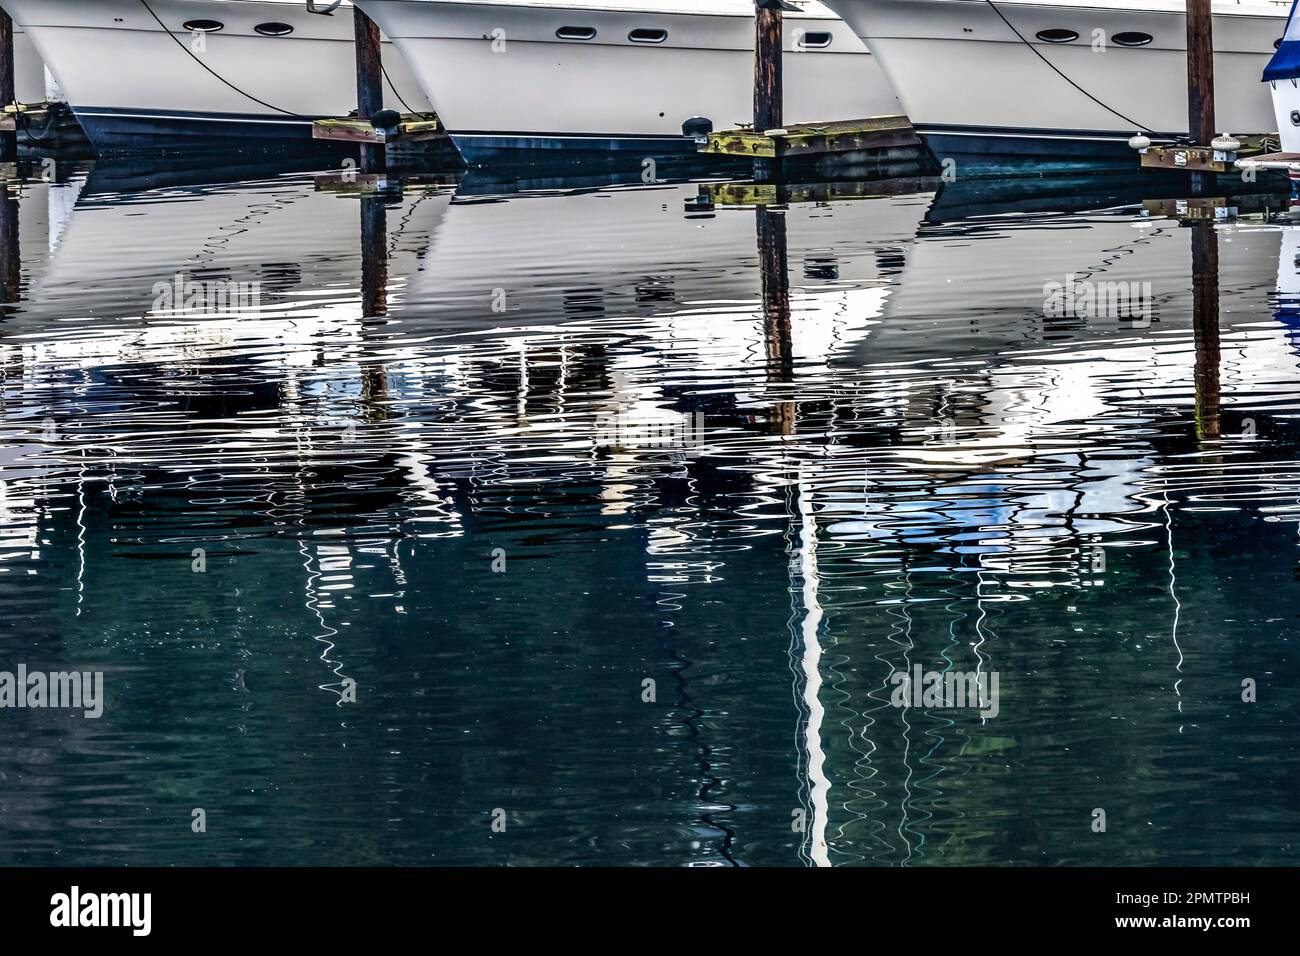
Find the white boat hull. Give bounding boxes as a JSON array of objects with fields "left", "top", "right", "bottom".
[
  {"left": 356, "top": 0, "right": 902, "bottom": 164},
  {"left": 822, "top": 0, "right": 1284, "bottom": 168},
  {"left": 0, "top": 0, "right": 432, "bottom": 151},
  {"left": 12, "top": 25, "right": 46, "bottom": 104}
]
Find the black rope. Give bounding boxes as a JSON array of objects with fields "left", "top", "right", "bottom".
[
  {"left": 380, "top": 59, "right": 420, "bottom": 117},
  {"left": 137, "top": 0, "right": 302, "bottom": 117},
  {"left": 984, "top": 0, "right": 1157, "bottom": 134},
  {"left": 16, "top": 105, "right": 59, "bottom": 143}
]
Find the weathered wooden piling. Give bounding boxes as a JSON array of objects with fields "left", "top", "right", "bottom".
[
  {"left": 753, "top": 0, "right": 787, "bottom": 182},
  {"left": 1185, "top": 0, "right": 1215, "bottom": 194},
  {"left": 0, "top": 12, "right": 16, "bottom": 163},
  {"left": 354, "top": 7, "right": 386, "bottom": 173}
]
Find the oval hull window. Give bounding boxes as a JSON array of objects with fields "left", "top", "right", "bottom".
[
  {"left": 1035, "top": 28, "right": 1079, "bottom": 43},
  {"left": 798, "top": 31, "right": 833, "bottom": 49},
  {"left": 182, "top": 19, "right": 224, "bottom": 33},
  {"left": 629, "top": 28, "right": 667, "bottom": 44},
  {"left": 254, "top": 22, "right": 295, "bottom": 37},
  {"left": 556, "top": 26, "right": 597, "bottom": 41},
  {"left": 1112, "top": 31, "right": 1154, "bottom": 47}
]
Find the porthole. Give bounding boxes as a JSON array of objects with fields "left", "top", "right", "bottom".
[
  {"left": 556, "top": 26, "right": 597, "bottom": 41},
  {"left": 182, "top": 19, "right": 224, "bottom": 33},
  {"left": 1035, "top": 28, "right": 1079, "bottom": 43},
  {"left": 254, "top": 22, "right": 295, "bottom": 37},
  {"left": 1276, "top": 38, "right": 1285, "bottom": 50},
  {"left": 1112, "top": 31, "right": 1154, "bottom": 47},
  {"left": 629, "top": 28, "right": 667, "bottom": 44},
  {"left": 798, "top": 31, "right": 833, "bottom": 49}
]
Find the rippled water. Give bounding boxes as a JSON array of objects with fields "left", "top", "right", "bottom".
[{"left": 0, "top": 161, "right": 1297, "bottom": 866}]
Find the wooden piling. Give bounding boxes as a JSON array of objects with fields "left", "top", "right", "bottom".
[
  {"left": 1185, "top": 0, "right": 1215, "bottom": 194},
  {"left": 0, "top": 12, "right": 16, "bottom": 163},
  {"left": 753, "top": 0, "right": 785, "bottom": 182},
  {"left": 353, "top": 7, "right": 386, "bottom": 173}
]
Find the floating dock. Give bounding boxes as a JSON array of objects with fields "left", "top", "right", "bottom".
[
  {"left": 700, "top": 117, "right": 932, "bottom": 182},
  {"left": 311, "top": 114, "right": 442, "bottom": 147},
  {"left": 701, "top": 116, "right": 919, "bottom": 162}
]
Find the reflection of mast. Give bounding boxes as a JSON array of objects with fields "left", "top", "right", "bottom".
[
  {"left": 1191, "top": 220, "right": 1221, "bottom": 441},
  {"left": 794, "top": 466, "right": 831, "bottom": 866},
  {"left": 757, "top": 206, "right": 794, "bottom": 435}
]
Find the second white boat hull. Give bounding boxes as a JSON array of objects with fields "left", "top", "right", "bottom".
[{"left": 357, "top": 0, "right": 902, "bottom": 165}]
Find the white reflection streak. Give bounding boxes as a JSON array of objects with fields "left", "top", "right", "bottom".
[
  {"left": 75, "top": 465, "right": 87, "bottom": 617},
  {"left": 1162, "top": 491, "right": 1185, "bottom": 722},
  {"left": 797, "top": 467, "right": 831, "bottom": 867}
]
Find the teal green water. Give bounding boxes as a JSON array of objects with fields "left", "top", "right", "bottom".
[{"left": 0, "top": 163, "right": 1297, "bottom": 866}]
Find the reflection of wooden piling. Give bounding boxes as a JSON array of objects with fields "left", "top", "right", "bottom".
[
  {"left": 1, "top": 12, "right": 16, "bottom": 163},
  {"left": 360, "top": 194, "right": 388, "bottom": 320},
  {"left": 360, "top": 194, "right": 389, "bottom": 405},
  {"left": 354, "top": 7, "right": 386, "bottom": 173},
  {"left": 1191, "top": 219, "right": 1220, "bottom": 441},
  {"left": 753, "top": 1, "right": 785, "bottom": 183},
  {"left": 757, "top": 206, "right": 795, "bottom": 434},
  {"left": 0, "top": 185, "right": 18, "bottom": 315},
  {"left": 1186, "top": 0, "right": 1215, "bottom": 195}
]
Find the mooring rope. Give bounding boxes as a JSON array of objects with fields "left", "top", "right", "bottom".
[
  {"left": 137, "top": 0, "right": 303, "bottom": 116},
  {"left": 983, "top": 0, "right": 1158, "bottom": 135}
]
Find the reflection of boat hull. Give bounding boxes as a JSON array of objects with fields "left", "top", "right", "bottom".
[
  {"left": 0, "top": 0, "right": 432, "bottom": 152},
  {"left": 356, "top": 0, "right": 900, "bottom": 167}
]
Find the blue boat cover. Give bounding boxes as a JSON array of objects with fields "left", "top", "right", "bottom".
[{"left": 1265, "top": 0, "right": 1300, "bottom": 81}]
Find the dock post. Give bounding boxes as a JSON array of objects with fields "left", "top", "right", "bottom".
[
  {"left": 1191, "top": 219, "right": 1221, "bottom": 440},
  {"left": 353, "top": 6, "right": 386, "bottom": 173},
  {"left": 1185, "top": 0, "right": 1216, "bottom": 195},
  {"left": 753, "top": 0, "right": 787, "bottom": 183},
  {"left": 1, "top": 11, "right": 16, "bottom": 163}
]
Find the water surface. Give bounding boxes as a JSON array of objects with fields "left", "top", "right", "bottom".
[{"left": 0, "top": 163, "right": 1297, "bottom": 866}]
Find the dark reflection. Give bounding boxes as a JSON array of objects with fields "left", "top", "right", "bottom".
[
  {"left": 757, "top": 205, "right": 794, "bottom": 436},
  {"left": 0, "top": 165, "right": 1298, "bottom": 867},
  {"left": 0, "top": 184, "right": 17, "bottom": 317},
  {"left": 1191, "top": 219, "right": 1221, "bottom": 441}
]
